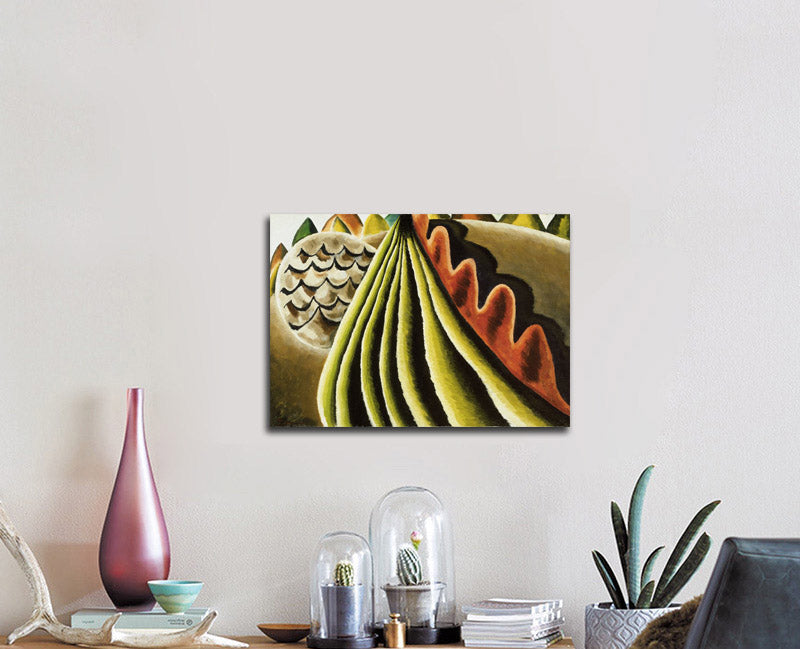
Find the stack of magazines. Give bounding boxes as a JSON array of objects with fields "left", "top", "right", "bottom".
[{"left": 461, "top": 598, "right": 564, "bottom": 648}]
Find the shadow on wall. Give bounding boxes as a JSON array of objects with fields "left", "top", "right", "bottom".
[
  {"left": 36, "top": 542, "right": 106, "bottom": 614},
  {"left": 31, "top": 394, "right": 119, "bottom": 615},
  {"left": 61, "top": 394, "right": 118, "bottom": 484}
]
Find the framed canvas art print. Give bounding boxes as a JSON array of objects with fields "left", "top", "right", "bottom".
[{"left": 268, "top": 214, "right": 570, "bottom": 428}]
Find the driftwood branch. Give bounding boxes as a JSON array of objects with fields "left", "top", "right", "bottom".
[{"left": 0, "top": 500, "right": 247, "bottom": 648}]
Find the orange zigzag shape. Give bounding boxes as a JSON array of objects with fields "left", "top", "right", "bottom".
[{"left": 412, "top": 214, "right": 570, "bottom": 416}]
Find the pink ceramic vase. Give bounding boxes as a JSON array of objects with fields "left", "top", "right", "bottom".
[{"left": 99, "top": 388, "right": 170, "bottom": 610}]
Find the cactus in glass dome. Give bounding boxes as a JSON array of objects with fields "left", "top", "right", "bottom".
[
  {"left": 384, "top": 530, "right": 446, "bottom": 629},
  {"left": 397, "top": 531, "right": 423, "bottom": 586},
  {"left": 591, "top": 465, "right": 721, "bottom": 609},
  {"left": 334, "top": 560, "right": 355, "bottom": 587}
]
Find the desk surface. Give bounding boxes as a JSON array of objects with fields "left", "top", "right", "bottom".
[{"left": 1, "top": 636, "right": 575, "bottom": 649}]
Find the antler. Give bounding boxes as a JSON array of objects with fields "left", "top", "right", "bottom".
[{"left": 0, "top": 500, "right": 247, "bottom": 648}]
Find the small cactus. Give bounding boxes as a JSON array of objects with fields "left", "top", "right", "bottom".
[
  {"left": 334, "top": 559, "right": 355, "bottom": 587},
  {"left": 397, "top": 532, "right": 423, "bottom": 585},
  {"left": 397, "top": 546, "right": 422, "bottom": 585}
]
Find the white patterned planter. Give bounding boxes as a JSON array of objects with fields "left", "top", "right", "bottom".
[{"left": 584, "top": 603, "right": 675, "bottom": 649}]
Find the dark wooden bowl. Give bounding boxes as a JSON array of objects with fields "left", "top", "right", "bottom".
[{"left": 257, "top": 624, "right": 311, "bottom": 643}]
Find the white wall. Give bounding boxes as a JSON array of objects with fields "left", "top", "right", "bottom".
[{"left": 1, "top": 2, "right": 799, "bottom": 647}]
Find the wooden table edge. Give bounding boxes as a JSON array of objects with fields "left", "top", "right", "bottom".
[{"left": 1, "top": 638, "right": 574, "bottom": 649}]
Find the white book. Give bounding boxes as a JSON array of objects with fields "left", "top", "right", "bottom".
[
  {"left": 464, "top": 614, "right": 563, "bottom": 627},
  {"left": 465, "top": 609, "right": 562, "bottom": 625},
  {"left": 71, "top": 608, "right": 209, "bottom": 630},
  {"left": 463, "top": 619, "right": 565, "bottom": 639},
  {"left": 464, "top": 630, "right": 564, "bottom": 648},
  {"left": 462, "top": 599, "right": 563, "bottom": 617}
]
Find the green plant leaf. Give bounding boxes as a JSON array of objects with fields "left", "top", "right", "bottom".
[
  {"left": 626, "top": 465, "right": 654, "bottom": 606},
  {"left": 611, "top": 501, "right": 628, "bottom": 582},
  {"left": 592, "top": 550, "right": 627, "bottom": 609},
  {"left": 641, "top": 546, "right": 665, "bottom": 592},
  {"left": 654, "top": 500, "right": 720, "bottom": 602},
  {"left": 651, "top": 533, "right": 711, "bottom": 608},
  {"left": 636, "top": 580, "right": 655, "bottom": 608}
]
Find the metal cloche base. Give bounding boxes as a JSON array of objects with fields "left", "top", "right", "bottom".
[
  {"left": 376, "top": 625, "right": 461, "bottom": 645},
  {"left": 307, "top": 635, "right": 378, "bottom": 649}
]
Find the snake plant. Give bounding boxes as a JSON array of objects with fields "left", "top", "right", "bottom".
[{"left": 592, "top": 465, "right": 720, "bottom": 609}]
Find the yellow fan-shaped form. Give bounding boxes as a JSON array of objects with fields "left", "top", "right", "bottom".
[{"left": 362, "top": 214, "right": 390, "bottom": 236}]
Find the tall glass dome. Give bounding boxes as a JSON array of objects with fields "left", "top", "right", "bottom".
[
  {"left": 369, "top": 487, "right": 460, "bottom": 644},
  {"left": 309, "top": 532, "right": 377, "bottom": 649}
]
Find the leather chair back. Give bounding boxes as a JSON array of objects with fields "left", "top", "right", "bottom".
[{"left": 684, "top": 538, "right": 800, "bottom": 649}]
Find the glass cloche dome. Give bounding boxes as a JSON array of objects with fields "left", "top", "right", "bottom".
[
  {"left": 369, "top": 487, "right": 460, "bottom": 644},
  {"left": 309, "top": 532, "right": 377, "bottom": 649}
]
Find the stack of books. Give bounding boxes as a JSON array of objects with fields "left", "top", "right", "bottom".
[
  {"left": 461, "top": 598, "right": 564, "bottom": 648},
  {"left": 71, "top": 607, "right": 209, "bottom": 633}
]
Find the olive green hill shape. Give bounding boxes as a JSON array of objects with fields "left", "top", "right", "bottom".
[
  {"left": 316, "top": 216, "right": 564, "bottom": 426},
  {"left": 500, "top": 214, "right": 545, "bottom": 230},
  {"left": 292, "top": 217, "right": 318, "bottom": 244},
  {"left": 546, "top": 214, "right": 570, "bottom": 239}
]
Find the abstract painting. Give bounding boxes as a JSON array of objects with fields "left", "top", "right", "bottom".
[{"left": 269, "top": 214, "right": 570, "bottom": 428}]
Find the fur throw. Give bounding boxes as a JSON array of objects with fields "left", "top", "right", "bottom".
[{"left": 630, "top": 596, "right": 702, "bottom": 649}]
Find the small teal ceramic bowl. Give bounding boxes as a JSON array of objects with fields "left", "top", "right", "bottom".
[{"left": 148, "top": 580, "right": 204, "bottom": 614}]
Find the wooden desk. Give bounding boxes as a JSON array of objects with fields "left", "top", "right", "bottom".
[{"left": 1, "top": 636, "right": 575, "bottom": 649}]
